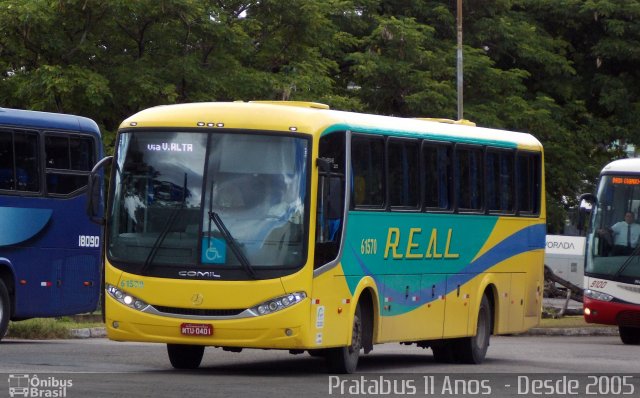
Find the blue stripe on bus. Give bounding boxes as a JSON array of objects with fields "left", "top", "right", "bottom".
[
  {"left": 348, "top": 223, "right": 546, "bottom": 315},
  {"left": 0, "top": 207, "right": 53, "bottom": 246}
]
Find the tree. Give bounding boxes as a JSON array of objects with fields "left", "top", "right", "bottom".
[{"left": 0, "top": 1, "right": 112, "bottom": 115}]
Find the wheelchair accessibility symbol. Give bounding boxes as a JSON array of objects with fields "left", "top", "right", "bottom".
[
  {"left": 205, "top": 246, "right": 222, "bottom": 261},
  {"left": 201, "top": 238, "right": 226, "bottom": 264}
]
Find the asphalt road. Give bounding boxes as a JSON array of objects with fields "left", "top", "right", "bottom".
[{"left": 0, "top": 335, "right": 638, "bottom": 398}]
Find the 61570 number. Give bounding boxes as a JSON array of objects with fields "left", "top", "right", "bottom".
[{"left": 360, "top": 238, "right": 377, "bottom": 255}]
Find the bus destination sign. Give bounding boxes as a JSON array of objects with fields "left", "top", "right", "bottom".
[{"left": 612, "top": 177, "right": 640, "bottom": 185}]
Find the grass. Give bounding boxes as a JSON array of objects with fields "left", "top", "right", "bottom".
[
  {"left": 538, "top": 315, "right": 613, "bottom": 328},
  {"left": 7, "top": 317, "right": 104, "bottom": 339}
]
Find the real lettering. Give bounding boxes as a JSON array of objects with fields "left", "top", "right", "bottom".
[{"left": 384, "top": 227, "right": 460, "bottom": 260}]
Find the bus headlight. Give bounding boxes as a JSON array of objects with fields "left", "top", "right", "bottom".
[
  {"left": 250, "top": 292, "right": 307, "bottom": 316},
  {"left": 106, "top": 284, "right": 149, "bottom": 311},
  {"left": 584, "top": 289, "right": 614, "bottom": 302}
]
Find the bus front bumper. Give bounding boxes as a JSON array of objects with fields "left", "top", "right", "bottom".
[
  {"left": 104, "top": 294, "right": 313, "bottom": 349},
  {"left": 584, "top": 297, "right": 640, "bottom": 327}
]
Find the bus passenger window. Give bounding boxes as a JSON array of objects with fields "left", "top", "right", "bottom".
[
  {"left": 423, "top": 143, "right": 452, "bottom": 210},
  {"left": 351, "top": 135, "right": 384, "bottom": 208},
  {"left": 388, "top": 139, "right": 419, "bottom": 209},
  {"left": 0, "top": 133, "right": 14, "bottom": 190},
  {"left": 46, "top": 135, "right": 70, "bottom": 169},
  {"left": 0, "top": 131, "right": 40, "bottom": 192},
  {"left": 70, "top": 137, "right": 95, "bottom": 171},
  {"left": 456, "top": 146, "right": 483, "bottom": 211},
  {"left": 517, "top": 152, "right": 541, "bottom": 214},
  {"left": 486, "top": 150, "right": 514, "bottom": 213},
  {"left": 45, "top": 134, "right": 94, "bottom": 195}
]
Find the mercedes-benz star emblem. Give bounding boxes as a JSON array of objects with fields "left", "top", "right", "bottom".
[{"left": 191, "top": 293, "right": 204, "bottom": 306}]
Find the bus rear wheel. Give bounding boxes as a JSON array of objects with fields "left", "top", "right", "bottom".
[
  {"left": 454, "top": 295, "right": 491, "bottom": 364},
  {"left": 325, "top": 303, "right": 362, "bottom": 374},
  {"left": 167, "top": 344, "right": 205, "bottom": 369},
  {"left": 618, "top": 326, "right": 640, "bottom": 345},
  {"left": 0, "top": 279, "right": 10, "bottom": 341}
]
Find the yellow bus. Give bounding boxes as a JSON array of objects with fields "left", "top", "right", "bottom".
[{"left": 90, "top": 101, "right": 545, "bottom": 373}]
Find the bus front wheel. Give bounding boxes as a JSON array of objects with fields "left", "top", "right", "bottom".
[
  {"left": 454, "top": 294, "right": 491, "bottom": 364},
  {"left": 167, "top": 344, "right": 205, "bottom": 369},
  {"left": 618, "top": 326, "right": 640, "bottom": 345},
  {"left": 0, "top": 279, "right": 10, "bottom": 342},
  {"left": 325, "top": 303, "right": 362, "bottom": 374}
]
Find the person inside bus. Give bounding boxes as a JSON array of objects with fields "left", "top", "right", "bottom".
[{"left": 598, "top": 211, "right": 640, "bottom": 256}]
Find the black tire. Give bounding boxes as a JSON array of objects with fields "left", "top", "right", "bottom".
[
  {"left": 619, "top": 326, "right": 640, "bottom": 345},
  {"left": 454, "top": 294, "right": 492, "bottom": 364},
  {"left": 325, "top": 303, "right": 362, "bottom": 374},
  {"left": 167, "top": 344, "right": 205, "bottom": 369},
  {"left": 0, "top": 279, "right": 10, "bottom": 342}
]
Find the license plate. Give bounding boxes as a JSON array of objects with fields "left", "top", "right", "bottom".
[{"left": 180, "top": 323, "right": 213, "bottom": 336}]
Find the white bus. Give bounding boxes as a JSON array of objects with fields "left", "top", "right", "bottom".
[{"left": 581, "top": 158, "right": 640, "bottom": 344}]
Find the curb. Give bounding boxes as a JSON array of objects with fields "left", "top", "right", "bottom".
[
  {"left": 523, "top": 327, "right": 619, "bottom": 336},
  {"left": 69, "top": 327, "right": 107, "bottom": 339}
]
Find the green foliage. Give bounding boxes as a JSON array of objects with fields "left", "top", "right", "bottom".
[
  {"left": 2, "top": 0, "right": 640, "bottom": 230},
  {"left": 8, "top": 318, "right": 71, "bottom": 339},
  {"left": 7, "top": 317, "right": 104, "bottom": 339}
]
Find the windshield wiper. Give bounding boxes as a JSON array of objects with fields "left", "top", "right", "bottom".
[
  {"left": 140, "top": 173, "right": 187, "bottom": 275},
  {"left": 613, "top": 244, "right": 640, "bottom": 279},
  {"left": 208, "top": 211, "right": 257, "bottom": 280},
  {"left": 206, "top": 182, "right": 257, "bottom": 279}
]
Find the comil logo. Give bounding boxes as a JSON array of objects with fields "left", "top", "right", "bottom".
[{"left": 8, "top": 374, "right": 73, "bottom": 397}]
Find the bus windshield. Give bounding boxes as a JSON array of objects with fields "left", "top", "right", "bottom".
[
  {"left": 108, "top": 130, "right": 309, "bottom": 276},
  {"left": 588, "top": 174, "right": 640, "bottom": 280}
]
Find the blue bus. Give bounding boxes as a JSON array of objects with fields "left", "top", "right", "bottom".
[{"left": 0, "top": 108, "right": 104, "bottom": 340}]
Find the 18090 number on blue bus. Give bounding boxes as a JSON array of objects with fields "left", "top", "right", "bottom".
[{"left": 78, "top": 235, "right": 100, "bottom": 248}]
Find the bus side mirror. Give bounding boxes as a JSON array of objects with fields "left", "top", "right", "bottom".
[
  {"left": 577, "top": 193, "right": 596, "bottom": 233},
  {"left": 87, "top": 156, "right": 113, "bottom": 225}
]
